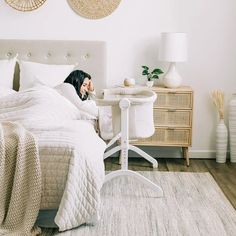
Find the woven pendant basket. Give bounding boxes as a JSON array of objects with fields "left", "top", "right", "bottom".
[
  {"left": 5, "top": 0, "right": 46, "bottom": 11},
  {"left": 67, "top": 0, "right": 122, "bottom": 19}
]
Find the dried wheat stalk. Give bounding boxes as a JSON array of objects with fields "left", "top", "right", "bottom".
[{"left": 211, "top": 90, "right": 225, "bottom": 119}]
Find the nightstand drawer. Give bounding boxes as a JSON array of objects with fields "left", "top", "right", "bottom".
[
  {"left": 154, "top": 92, "right": 192, "bottom": 109},
  {"left": 153, "top": 109, "right": 192, "bottom": 127},
  {"left": 135, "top": 128, "right": 191, "bottom": 146}
]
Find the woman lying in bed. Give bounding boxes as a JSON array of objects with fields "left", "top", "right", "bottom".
[
  {"left": 58, "top": 69, "right": 113, "bottom": 139},
  {"left": 56, "top": 70, "right": 98, "bottom": 119},
  {"left": 64, "top": 69, "right": 96, "bottom": 101}
]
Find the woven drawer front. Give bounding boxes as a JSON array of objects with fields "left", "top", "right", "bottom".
[
  {"left": 136, "top": 128, "right": 191, "bottom": 146},
  {"left": 154, "top": 93, "right": 192, "bottom": 109},
  {"left": 154, "top": 109, "right": 191, "bottom": 127}
]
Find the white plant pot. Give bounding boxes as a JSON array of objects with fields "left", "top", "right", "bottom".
[
  {"left": 146, "top": 81, "right": 154, "bottom": 88},
  {"left": 216, "top": 119, "right": 228, "bottom": 163},
  {"left": 229, "top": 94, "right": 236, "bottom": 163}
]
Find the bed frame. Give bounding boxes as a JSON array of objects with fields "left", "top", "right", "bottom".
[{"left": 0, "top": 39, "right": 107, "bottom": 97}]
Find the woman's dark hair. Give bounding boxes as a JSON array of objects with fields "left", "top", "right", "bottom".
[{"left": 64, "top": 70, "right": 91, "bottom": 101}]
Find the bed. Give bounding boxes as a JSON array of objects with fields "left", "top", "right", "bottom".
[{"left": 0, "top": 40, "right": 107, "bottom": 232}]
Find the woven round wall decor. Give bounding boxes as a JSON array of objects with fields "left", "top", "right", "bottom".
[
  {"left": 67, "top": 0, "right": 122, "bottom": 19},
  {"left": 5, "top": 0, "right": 47, "bottom": 12}
]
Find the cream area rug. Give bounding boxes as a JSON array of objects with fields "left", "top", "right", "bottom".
[{"left": 41, "top": 172, "right": 236, "bottom": 236}]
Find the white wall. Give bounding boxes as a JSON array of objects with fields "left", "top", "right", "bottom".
[{"left": 0, "top": 0, "right": 236, "bottom": 157}]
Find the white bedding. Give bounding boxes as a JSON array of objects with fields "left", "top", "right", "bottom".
[{"left": 0, "top": 86, "right": 106, "bottom": 231}]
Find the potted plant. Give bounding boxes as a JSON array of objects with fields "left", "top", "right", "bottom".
[{"left": 142, "top": 65, "right": 164, "bottom": 87}]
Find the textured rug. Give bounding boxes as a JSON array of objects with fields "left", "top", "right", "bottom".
[{"left": 41, "top": 172, "right": 236, "bottom": 236}]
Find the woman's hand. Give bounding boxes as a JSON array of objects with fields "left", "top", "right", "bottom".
[{"left": 88, "top": 80, "right": 94, "bottom": 92}]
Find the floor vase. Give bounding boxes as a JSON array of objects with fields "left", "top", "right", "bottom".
[
  {"left": 216, "top": 119, "right": 228, "bottom": 163},
  {"left": 229, "top": 94, "right": 236, "bottom": 162}
]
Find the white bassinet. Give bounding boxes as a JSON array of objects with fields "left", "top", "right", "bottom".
[
  {"left": 103, "top": 87, "right": 156, "bottom": 139},
  {"left": 97, "top": 87, "right": 163, "bottom": 196}
]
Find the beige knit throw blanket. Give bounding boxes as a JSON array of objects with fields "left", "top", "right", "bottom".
[{"left": 0, "top": 122, "right": 41, "bottom": 236}]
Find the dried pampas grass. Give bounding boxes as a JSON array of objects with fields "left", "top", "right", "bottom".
[{"left": 211, "top": 90, "right": 225, "bottom": 119}]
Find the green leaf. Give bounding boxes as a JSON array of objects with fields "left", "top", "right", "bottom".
[
  {"left": 142, "top": 70, "right": 149, "bottom": 75},
  {"left": 142, "top": 65, "right": 149, "bottom": 70},
  {"left": 152, "top": 74, "right": 159, "bottom": 79},
  {"left": 152, "top": 68, "right": 164, "bottom": 75}
]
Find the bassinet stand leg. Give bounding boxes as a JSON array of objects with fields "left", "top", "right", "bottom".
[
  {"left": 129, "top": 145, "right": 158, "bottom": 169},
  {"left": 104, "top": 98, "right": 163, "bottom": 197},
  {"left": 117, "top": 143, "right": 158, "bottom": 168}
]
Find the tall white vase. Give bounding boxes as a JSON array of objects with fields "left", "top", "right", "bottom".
[
  {"left": 229, "top": 94, "right": 236, "bottom": 163},
  {"left": 216, "top": 119, "right": 228, "bottom": 163}
]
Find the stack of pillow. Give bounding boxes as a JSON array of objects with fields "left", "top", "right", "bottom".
[
  {"left": 0, "top": 56, "right": 17, "bottom": 95},
  {"left": 19, "top": 60, "right": 75, "bottom": 90},
  {"left": 0, "top": 55, "right": 75, "bottom": 93}
]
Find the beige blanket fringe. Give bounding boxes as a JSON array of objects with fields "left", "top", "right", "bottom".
[{"left": 0, "top": 122, "right": 41, "bottom": 236}]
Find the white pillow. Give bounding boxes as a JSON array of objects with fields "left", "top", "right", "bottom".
[
  {"left": 0, "top": 87, "right": 17, "bottom": 98},
  {"left": 0, "top": 56, "right": 17, "bottom": 89},
  {"left": 19, "top": 60, "right": 75, "bottom": 91}
]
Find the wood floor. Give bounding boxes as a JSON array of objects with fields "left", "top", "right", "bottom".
[{"left": 105, "top": 157, "right": 236, "bottom": 209}]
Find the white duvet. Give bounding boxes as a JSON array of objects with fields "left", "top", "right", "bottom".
[{"left": 0, "top": 86, "right": 106, "bottom": 231}]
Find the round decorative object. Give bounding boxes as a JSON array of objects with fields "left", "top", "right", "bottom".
[
  {"left": 124, "top": 78, "right": 135, "bottom": 87},
  {"left": 67, "top": 0, "right": 122, "bottom": 19},
  {"left": 5, "top": 0, "right": 47, "bottom": 12}
]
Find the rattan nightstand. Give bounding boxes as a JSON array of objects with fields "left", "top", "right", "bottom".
[{"left": 133, "top": 86, "right": 193, "bottom": 166}]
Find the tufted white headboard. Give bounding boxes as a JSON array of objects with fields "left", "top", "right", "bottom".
[{"left": 0, "top": 39, "right": 107, "bottom": 97}]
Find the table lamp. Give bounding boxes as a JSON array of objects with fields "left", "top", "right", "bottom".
[{"left": 159, "top": 32, "right": 188, "bottom": 88}]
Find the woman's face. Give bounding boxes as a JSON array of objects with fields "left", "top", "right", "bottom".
[{"left": 80, "top": 77, "right": 90, "bottom": 95}]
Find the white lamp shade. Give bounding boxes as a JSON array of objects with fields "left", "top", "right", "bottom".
[{"left": 159, "top": 32, "right": 188, "bottom": 62}]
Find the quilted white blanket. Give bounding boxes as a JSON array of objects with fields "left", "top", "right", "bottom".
[{"left": 0, "top": 86, "right": 106, "bottom": 231}]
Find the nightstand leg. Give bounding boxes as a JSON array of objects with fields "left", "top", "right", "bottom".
[
  {"left": 182, "top": 147, "right": 190, "bottom": 167},
  {"left": 119, "top": 151, "right": 122, "bottom": 165}
]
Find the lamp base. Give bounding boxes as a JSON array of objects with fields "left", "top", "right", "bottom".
[{"left": 163, "top": 62, "right": 182, "bottom": 88}]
